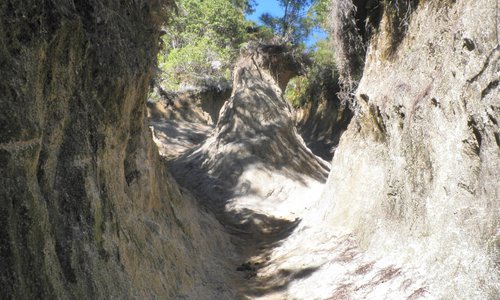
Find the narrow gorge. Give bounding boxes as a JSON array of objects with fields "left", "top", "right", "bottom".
[{"left": 0, "top": 0, "right": 498, "bottom": 299}]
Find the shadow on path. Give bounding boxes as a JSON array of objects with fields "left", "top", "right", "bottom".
[{"left": 148, "top": 43, "right": 330, "bottom": 298}]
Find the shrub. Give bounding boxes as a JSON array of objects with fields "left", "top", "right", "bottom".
[
  {"left": 156, "top": 0, "right": 252, "bottom": 91},
  {"left": 284, "top": 37, "right": 337, "bottom": 108}
]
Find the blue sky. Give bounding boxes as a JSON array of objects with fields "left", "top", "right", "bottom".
[
  {"left": 246, "top": 0, "right": 327, "bottom": 48},
  {"left": 247, "top": 0, "right": 282, "bottom": 21}
]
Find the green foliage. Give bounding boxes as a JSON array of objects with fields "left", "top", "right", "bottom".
[
  {"left": 285, "top": 64, "right": 338, "bottom": 108},
  {"left": 276, "top": 0, "right": 337, "bottom": 108},
  {"left": 309, "top": 0, "right": 330, "bottom": 29},
  {"left": 285, "top": 37, "right": 337, "bottom": 108},
  {"left": 233, "top": 0, "right": 257, "bottom": 14},
  {"left": 158, "top": 37, "right": 233, "bottom": 90},
  {"left": 285, "top": 75, "right": 309, "bottom": 107},
  {"left": 310, "top": 38, "right": 335, "bottom": 66},
  {"left": 258, "top": 0, "right": 331, "bottom": 46},
  {"left": 259, "top": 0, "right": 313, "bottom": 45},
  {"left": 157, "top": 0, "right": 252, "bottom": 90}
]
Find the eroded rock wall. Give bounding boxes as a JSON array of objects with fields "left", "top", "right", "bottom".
[
  {"left": 295, "top": 76, "right": 353, "bottom": 160},
  {"left": 149, "top": 84, "right": 232, "bottom": 125},
  {"left": 322, "top": 0, "right": 499, "bottom": 297},
  {"left": 0, "top": 1, "right": 233, "bottom": 298},
  {"left": 167, "top": 44, "right": 329, "bottom": 228}
]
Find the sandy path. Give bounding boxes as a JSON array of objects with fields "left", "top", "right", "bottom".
[{"left": 149, "top": 114, "right": 427, "bottom": 299}]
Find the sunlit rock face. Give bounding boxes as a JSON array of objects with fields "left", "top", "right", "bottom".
[
  {"left": 0, "top": 1, "right": 233, "bottom": 298},
  {"left": 168, "top": 43, "right": 330, "bottom": 226},
  {"left": 322, "top": 0, "right": 499, "bottom": 297}
]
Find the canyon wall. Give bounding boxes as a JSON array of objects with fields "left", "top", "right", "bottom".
[
  {"left": 1, "top": 0, "right": 498, "bottom": 298},
  {"left": 322, "top": 0, "right": 499, "bottom": 297},
  {"left": 166, "top": 43, "right": 330, "bottom": 222},
  {"left": 294, "top": 77, "right": 352, "bottom": 160},
  {"left": 0, "top": 1, "right": 233, "bottom": 298}
]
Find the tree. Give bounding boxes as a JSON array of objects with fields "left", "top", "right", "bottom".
[
  {"left": 232, "top": 0, "right": 257, "bottom": 14},
  {"left": 309, "top": 0, "right": 330, "bottom": 29},
  {"left": 156, "top": 0, "right": 252, "bottom": 90},
  {"left": 280, "top": 0, "right": 338, "bottom": 109},
  {"left": 259, "top": 0, "right": 313, "bottom": 45}
]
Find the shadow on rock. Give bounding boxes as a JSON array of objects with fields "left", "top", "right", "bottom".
[{"left": 151, "top": 42, "right": 328, "bottom": 298}]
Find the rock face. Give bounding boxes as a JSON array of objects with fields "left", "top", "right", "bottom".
[
  {"left": 149, "top": 83, "right": 232, "bottom": 125},
  {"left": 167, "top": 43, "right": 330, "bottom": 227},
  {"left": 159, "top": 43, "right": 338, "bottom": 299},
  {"left": 2, "top": 0, "right": 498, "bottom": 298},
  {"left": 321, "top": 0, "right": 499, "bottom": 297},
  {"left": 294, "top": 76, "right": 353, "bottom": 160},
  {"left": 0, "top": 1, "right": 233, "bottom": 298}
]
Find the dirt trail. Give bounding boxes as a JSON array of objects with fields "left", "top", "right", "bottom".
[{"left": 149, "top": 44, "right": 427, "bottom": 299}]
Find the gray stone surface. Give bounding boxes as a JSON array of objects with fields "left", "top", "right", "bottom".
[
  {"left": 0, "top": 1, "right": 234, "bottom": 298},
  {"left": 321, "top": 0, "right": 499, "bottom": 297}
]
